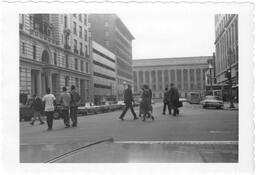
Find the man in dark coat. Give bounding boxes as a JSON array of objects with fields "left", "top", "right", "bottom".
[
  {"left": 119, "top": 84, "right": 138, "bottom": 120},
  {"left": 169, "top": 83, "right": 180, "bottom": 116},
  {"left": 162, "top": 87, "right": 171, "bottom": 115},
  {"left": 30, "top": 94, "right": 45, "bottom": 125}
]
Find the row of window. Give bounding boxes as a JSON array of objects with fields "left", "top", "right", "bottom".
[
  {"left": 73, "top": 39, "right": 88, "bottom": 56},
  {"left": 21, "top": 42, "right": 89, "bottom": 73},
  {"left": 72, "top": 21, "right": 88, "bottom": 41},
  {"left": 134, "top": 82, "right": 203, "bottom": 92},
  {"left": 65, "top": 14, "right": 87, "bottom": 27}
]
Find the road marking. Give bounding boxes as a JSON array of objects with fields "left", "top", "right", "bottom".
[
  {"left": 114, "top": 141, "right": 238, "bottom": 145},
  {"left": 209, "top": 130, "right": 232, "bottom": 134}
]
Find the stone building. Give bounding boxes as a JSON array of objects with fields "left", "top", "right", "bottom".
[
  {"left": 214, "top": 14, "right": 238, "bottom": 101},
  {"left": 88, "top": 14, "right": 134, "bottom": 100},
  {"left": 132, "top": 56, "right": 212, "bottom": 99},
  {"left": 92, "top": 41, "right": 117, "bottom": 104},
  {"left": 19, "top": 14, "right": 92, "bottom": 104}
]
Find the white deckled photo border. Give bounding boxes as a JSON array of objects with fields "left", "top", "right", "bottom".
[{"left": 0, "top": 0, "right": 255, "bottom": 174}]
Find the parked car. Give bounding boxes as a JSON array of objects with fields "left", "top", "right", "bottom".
[{"left": 200, "top": 96, "right": 224, "bottom": 109}]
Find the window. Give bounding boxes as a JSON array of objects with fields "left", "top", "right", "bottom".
[
  {"left": 75, "top": 59, "right": 78, "bottom": 70},
  {"left": 22, "top": 42, "right": 26, "bottom": 54},
  {"left": 80, "top": 42, "right": 83, "bottom": 52},
  {"left": 79, "top": 26, "right": 82, "bottom": 38},
  {"left": 74, "top": 39, "right": 77, "bottom": 50},
  {"left": 75, "top": 78, "right": 79, "bottom": 88},
  {"left": 105, "top": 21, "right": 109, "bottom": 27},
  {"left": 33, "top": 45, "right": 36, "bottom": 60},
  {"left": 85, "top": 45, "right": 88, "bottom": 56},
  {"left": 105, "top": 31, "right": 109, "bottom": 37},
  {"left": 64, "top": 16, "right": 67, "bottom": 28},
  {"left": 86, "top": 62, "right": 89, "bottom": 73},
  {"left": 54, "top": 52, "right": 57, "bottom": 65},
  {"left": 65, "top": 76, "right": 69, "bottom": 86},
  {"left": 79, "top": 14, "right": 82, "bottom": 21},
  {"left": 84, "top": 30, "right": 87, "bottom": 41},
  {"left": 104, "top": 40, "right": 109, "bottom": 47},
  {"left": 65, "top": 54, "right": 69, "bottom": 68},
  {"left": 80, "top": 60, "right": 84, "bottom": 72},
  {"left": 84, "top": 14, "right": 87, "bottom": 25},
  {"left": 73, "top": 22, "right": 77, "bottom": 34}
]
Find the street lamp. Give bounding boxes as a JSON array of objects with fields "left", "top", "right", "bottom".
[
  {"left": 227, "top": 48, "right": 235, "bottom": 108},
  {"left": 208, "top": 63, "right": 213, "bottom": 95}
]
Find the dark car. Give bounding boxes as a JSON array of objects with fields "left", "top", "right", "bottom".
[{"left": 200, "top": 96, "right": 224, "bottom": 109}]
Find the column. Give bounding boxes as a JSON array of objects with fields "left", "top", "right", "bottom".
[
  {"left": 175, "top": 69, "right": 177, "bottom": 86},
  {"left": 181, "top": 68, "right": 184, "bottom": 91},
  {"left": 37, "top": 71, "right": 42, "bottom": 97},
  {"left": 188, "top": 69, "right": 191, "bottom": 92},
  {"left": 48, "top": 73, "right": 52, "bottom": 92},
  {"left": 149, "top": 70, "right": 152, "bottom": 90},
  {"left": 162, "top": 69, "right": 165, "bottom": 89},
  {"left": 155, "top": 69, "right": 158, "bottom": 92}
]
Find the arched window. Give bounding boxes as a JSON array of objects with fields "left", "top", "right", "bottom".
[{"left": 41, "top": 50, "right": 50, "bottom": 64}]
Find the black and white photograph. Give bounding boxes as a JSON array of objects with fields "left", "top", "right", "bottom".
[{"left": 0, "top": 0, "right": 254, "bottom": 174}]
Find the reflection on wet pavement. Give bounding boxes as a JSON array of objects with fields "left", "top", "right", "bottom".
[{"left": 20, "top": 141, "right": 238, "bottom": 163}]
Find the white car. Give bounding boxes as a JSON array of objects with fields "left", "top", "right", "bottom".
[{"left": 200, "top": 96, "right": 224, "bottom": 109}]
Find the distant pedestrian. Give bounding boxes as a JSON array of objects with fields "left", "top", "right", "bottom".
[
  {"left": 70, "top": 85, "right": 81, "bottom": 127},
  {"left": 60, "top": 87, "right": 71, "bottom": 128},
  {"left": 119, "top": 84, "right": 138, "bottom": 120},
  {"left": 42, "top": 88, "right": 56, "bottom": 131},
  {"left": 162, "top": 87, "right": 171, "bottom": 115},
  {"left": 30, "top": 94, "right": 44, "bottom": 125},
  {"left": 168, "top": 83, "right": 180, "bottom": 116},
  {"left": 140, "top": 84, "right": 154, "bottom": 121}
]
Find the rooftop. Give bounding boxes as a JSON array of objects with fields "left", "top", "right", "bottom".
[{"left": 133, "top": 56, "right": 212, "bottom": 67}]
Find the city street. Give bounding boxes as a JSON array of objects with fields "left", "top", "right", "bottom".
[{"left": 20, "top": 102, "right": 238, "bottom": 163}]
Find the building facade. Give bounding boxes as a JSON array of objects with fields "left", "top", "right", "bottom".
[
  {"left": 92, "top": 41, "right": 117, "bottom": 104},
  {"left": 133, "top": 56, "right": 212, "bottom": 99},
  {"left": 88, "top": 14, "right": 134, "bottom": 100},
  {"left": 214, "top": 14, "right": 238, "bottom": 101},
  {"left": 19, "top": 14, "right": 93, "bottom": 104}
]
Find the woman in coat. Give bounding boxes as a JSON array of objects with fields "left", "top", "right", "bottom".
[{"left": 140, "top": 84, "right": 154, "bottom": 121}]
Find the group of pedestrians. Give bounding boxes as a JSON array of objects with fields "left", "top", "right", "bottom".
[
  {"left": 119, "top": 84, "right": 154, "bottom": 122},
  {"left": 162, "top": 83, "right": 181, "bottom": 116},
  {"left": 29, "top": 85, "right": 81, "bottom": 131}
]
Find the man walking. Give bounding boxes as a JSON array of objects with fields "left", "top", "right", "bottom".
[
  {"left": 70, "top": 85, "right": 81, "bottom": 127},
  {"left": 119, "top": 84, "right": 138, "bottom": 120},
  {"left": 42, "top": 88, "right": 56, "bottom": 131},
  {"left": 60, "top": 87, "right": 71, "bottom": 128},
  {"left": 169, "top": 83, "right": 180, "bottom": 116},
  {"left": 30, "top": 94, "right": 44, "bottom": 125},
  {"left": 162, "top": 88, "right": 171, "bottom": 115}
]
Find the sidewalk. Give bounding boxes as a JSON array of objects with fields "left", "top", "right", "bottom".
[{"left": 223, "top": 102, "right": 238, "bottom": 110}]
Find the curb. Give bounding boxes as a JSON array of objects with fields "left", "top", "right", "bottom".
[
  {"left": 45, "top": 137, "right": 114, "bottom": 163},
  {"left": 223, "top": 108, "right": 238, "bottom": 110}
]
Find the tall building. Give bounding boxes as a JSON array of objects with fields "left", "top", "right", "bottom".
[
  {"left": 88, "top": 14, "right": 134, "bottom": 100},
  {"left": 92, "top": 41, "right": 117, "bottom": 104},
  {"left": 133, "top": 56, "right": 212, "bottom": 99},
  {"left": 19, "top": 14, "right": 92, "bottom": 104},
  {"left": 214, "top": 14, "right": 238, "bottom": 101}
]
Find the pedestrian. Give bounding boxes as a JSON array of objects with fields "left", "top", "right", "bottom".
[
  {"left": 168, "top": 83, "right": 180, "bottom": 116},
  {"left": 70, "top": 85, "right": 81, "bottom": 127},
  {"left": 140, "top": 84, "right": 154, "bottom": 121},
  {"left": 138, "top": 87, "right": 144, "bottom": 118},
  {"left": 30, "top": 94, "right": 44, "bottom": 125},
  {"left": 119, "top": 84, "right": 138, "bottom": 120},
  {"left": 162, "top": 87, "right": 171, "bottom": 115},
  {"left": 42, "top": 88, "right": 56, "bottom": 131},
  {"left": 59, "top": 87, "right": 71, "bottom": 128}
]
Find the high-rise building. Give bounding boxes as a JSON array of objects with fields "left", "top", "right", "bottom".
[
  {"left": 88, "top": 14, "right": 134, "bottom": 100},
  {"left": 92, "top": 41, "right": 117, "bottom": 104},
  {"left": 19, "top": 14, "right": 92, "bottom": 104},
  {"left": 133, "top": 56, "right": 212, "bottom": 100},
  {"left": 214, "top": 14, "right": 238, "bottom": 101}
]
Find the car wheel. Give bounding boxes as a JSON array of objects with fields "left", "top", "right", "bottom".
[{"left": 203, "top": 105, "right": 207, "bottom": 109}]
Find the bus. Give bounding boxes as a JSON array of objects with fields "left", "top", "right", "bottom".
[{"left": 189, "top": 92, "right": 201, "bottom": 104}]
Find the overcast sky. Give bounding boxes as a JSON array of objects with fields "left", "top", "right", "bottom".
[{"left": 119, "top": 13, "right": 215, "bottom": 59}]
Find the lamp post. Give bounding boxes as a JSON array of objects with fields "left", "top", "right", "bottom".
[
  {"left": 208, "top": 63, "right": 213, "bottom": 95},
  {"left": 227, "top": 48, "right": 235, "bottom": 108}
]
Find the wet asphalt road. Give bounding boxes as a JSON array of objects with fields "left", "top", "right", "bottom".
[{"left": 20, "top": 102, "right": 238, "bottom": 163}]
